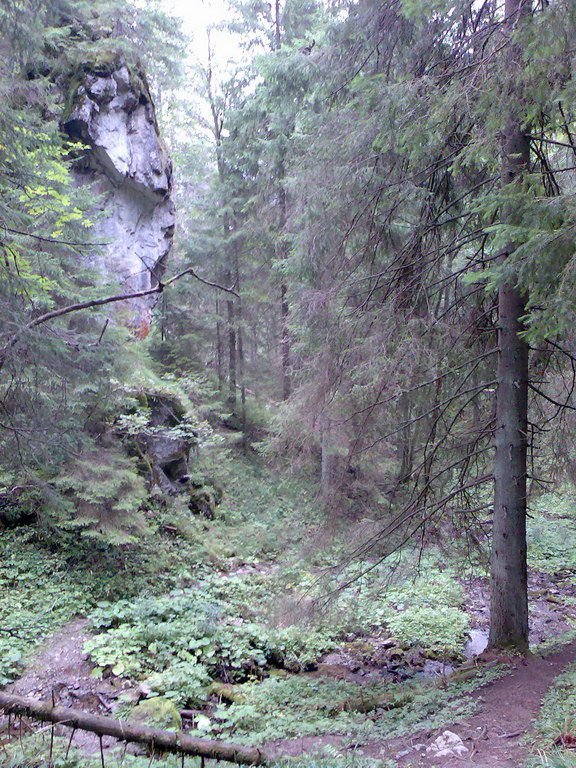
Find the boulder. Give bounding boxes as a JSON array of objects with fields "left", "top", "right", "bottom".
[
  {"left": 426, "top": 730, "right": 469, "bottom": 758},
  {"left": 120, "top": 393, "right": 198, "bottom": 493},
  {"left": 188, "top": 482, "right": 219, "bottom": 519},
  {"left": 128, "top": 697, "right": 182, "bottom": 731},
  {"left": 208, "top": 682, "right": 246, "bottom": 704}
]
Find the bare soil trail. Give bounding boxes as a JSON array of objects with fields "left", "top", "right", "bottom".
[
  {"left": 1, "top": 618, "right": 127, "bottom": 753},
  {"left": 389, "top": 641, "right": 576, "bottom": 767}
]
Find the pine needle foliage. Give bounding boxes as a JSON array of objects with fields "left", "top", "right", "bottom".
[
  {"left": 51, "top": 447, "right": 149, "bottom": 544},
  {"left": 0, "top": 0, "right": 185, "bottom": 544}
]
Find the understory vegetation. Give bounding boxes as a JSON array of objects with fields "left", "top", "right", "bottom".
[
  {"left": 4, "top": 0, "right": 576, "bottom": 766},
  {"left": 2, "top": 379, "right": 576, "bottom": 766}
]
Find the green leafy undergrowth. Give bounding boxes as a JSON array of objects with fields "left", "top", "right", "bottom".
[
  {"left": 368, "top": 663, "right": 505, "bottom": 741},
  {"left": 278, "top": 753, "right": 397, "bottom": 768},
  {"left": 287, "top": 553, "right": 471, "bottom": 658},
  {"left": 0, "top": 444, "right": 323, "bottom": 686},
  {"left": 3, "top": 732, "right": 391, "bottom": 768},
  {"left": 193, "top": 447, "right": 321, "bottom": 561},
  {"left": 140, "top": 442, "right": 322, "bottom": 570},
  {"left": 379, "top": 564, "right": 469, "bottom": 656},
  {"left": 84, "top": 551, "right": 473, "bottom": 721},
  {"left": 203, "top": 665, "right": 503, "bottom": 744},
  {"left": 211, "top": 676, "right": 382, "bottom": 742},
  {"left": 530, "top": 659, "right": 576, "bottom": 767},
  {"left": 529, "top": 491, "right": 576, "bottom": 575},
  {"left": 0, "top": 530, "right": 89, "bottom": 684},
  {"left": 535, "top": 753, "right": 576, "bottom": 768},
  {"left": 1, "top": 732, "right": 220, "bottom": 768},
  {"left": 85, "top": 572, "right": 338, "bottom": 707},
  {"left": 0, "top": 521, "right": 226, "bottom": 685}
]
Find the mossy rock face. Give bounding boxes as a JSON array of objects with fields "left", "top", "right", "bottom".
[
  {"left": 209, "top": 682, "right": 246, "bottom": 703},
  {"left": 268, "top": 668, "right": 289, "bottom": 679},
  {"left": 220, "top": 412, "right": 242, "bottom": 431},
  {"left": 333, "top": 693, "right": 385, "bottom": 714},
  {"left": 128, "top": 697, "right": 182, "bottom": 731},
  {"left": 342, "top": 640, "right": 375, "bottom": 659},
  {"left": 189, "top": 480, "right": 222, "bottom": 519},
  {"left": 148, "top": 394, "right": 187, "bottom": 427}
]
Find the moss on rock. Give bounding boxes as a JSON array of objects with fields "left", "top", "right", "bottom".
[{"left": 128, "top": 697, "right": 182, "bottom": 731}]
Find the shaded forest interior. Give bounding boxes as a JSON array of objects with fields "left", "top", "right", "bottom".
[{"left": 2, "top": 1, "right": 576, "bottom": 767}]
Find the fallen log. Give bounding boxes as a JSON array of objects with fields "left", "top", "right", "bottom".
[{"left": 0, "top": 692, "right": 267, "bottom": 765}]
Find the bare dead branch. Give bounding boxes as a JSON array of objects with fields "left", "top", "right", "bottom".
[
  {"left": 528, "top": 383, "right": 576, "bottom": 412},
  {"left": 0, "top": 268, "right": 238, "bottom": 372},
  {"left": 351, "top": 379, "right": 496, "bottom": 455},
  {"left": 1, "top": 225, "right": 111, "bottom": 248},
  {"left": 340, "top": 348, "right": 497, "bottom": 425}
]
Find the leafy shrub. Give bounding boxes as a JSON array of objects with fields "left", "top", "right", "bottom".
[
  {"left": 386, "top": 604, "right": 469, "bottom": 655},
  {"left": 146, "top": 659, "right": 211, "bottom": 705},
  {"left": 85, "top": 574, "right": 338, "bottom": 706},
  {"left": 210, "top": 676, "right": 378, "bottom": 742},
  {"left": 301, "top": 556, "right": 470, "bottom": 656}
]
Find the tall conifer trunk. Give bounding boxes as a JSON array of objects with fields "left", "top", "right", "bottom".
[
  {"left": 274, "top": 0, "right": 291, "bottom": 401},
  {"left": 216, "top": 296, "right": 224, "bottom": 393},
  {"left": 226, "top": 272, "right": 237, "bottom": 408},
  {"left": 206, "top": 30, "right": 237, "bottom": 408},
  {"left": 279, "top": 182, "right": 291, "bottom": 401},
  {"left": 488, "top": 0, "right": 531, "bottom": 651}
]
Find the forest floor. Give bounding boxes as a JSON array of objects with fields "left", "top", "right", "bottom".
[
  {"left": 265, "top": 640, "right": 576, "bottom": 767},
  {"left": 387, "top": 641, "right": 576, "bottom": 767},
  {"left": 3, "top": 565, "right": 576, "bottom": 767},
  {"left": 2, "top": 448, "right": 576, "bottom": 768}
]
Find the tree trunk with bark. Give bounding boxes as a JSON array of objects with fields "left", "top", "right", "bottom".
[
  {"left": 205, "top": 29, "right": 238, "bottom": 408},
  {"left": 226, "top": 273, "right": 237, "bottom": 408},
  {"left": 234, "top": 242, "right": 248, "bottom": 446},
  {"left": 488, "top": 0, "right": 531, "bottom": 652},
  {"left": 216, "top": 296, "right": 224, "bottom": 393},
  {"left": 274, "top": 0, "right": 291, "bottom": 401}
]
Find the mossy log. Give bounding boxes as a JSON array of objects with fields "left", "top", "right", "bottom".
[{"left": 0, "top": 692, "right": 268, "bottom": 765}]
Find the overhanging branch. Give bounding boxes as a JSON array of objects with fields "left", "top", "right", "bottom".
[{"left": 0, "top": 268, "right": 239, "bottom": 372}]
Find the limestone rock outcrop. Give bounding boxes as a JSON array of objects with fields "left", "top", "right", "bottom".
[
  {"left": 63, "top": 64, "right": 175, "bottom": 336},
  {"left": 117, "top": 392, "right": 195, "bottom": 494}
]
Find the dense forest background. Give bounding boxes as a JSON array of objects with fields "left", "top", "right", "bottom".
[{"left": 3, "top": 0, "right": 576, "bottom": 767}]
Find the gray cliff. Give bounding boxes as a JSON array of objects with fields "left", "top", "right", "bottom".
[{"left": 64, "top": 65, "right": 175, "bottom": 335}]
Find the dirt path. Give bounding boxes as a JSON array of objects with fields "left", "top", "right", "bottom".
[
  {"left": 391, "top": 641, "right": 576, "bottom": 767},
  {"left": 268, "top": 642, "right": 576, "bottom": 766},
  {"left": 2, "top": 618, "right": 130, "bottom": 753},
  {"left": 7, "top": 619, "right": 93, "bottom": 702}
]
